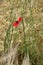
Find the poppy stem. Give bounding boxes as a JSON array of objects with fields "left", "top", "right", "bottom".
[
  {"left": 22, "top": 19, "right": 28, "bottom": 55},
  {"left": 22, "top": 21, "right": 26, "bottom": 44}
]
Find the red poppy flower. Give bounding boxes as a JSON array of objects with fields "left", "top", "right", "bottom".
[{"left": 12, "top": 17, "right": 22, "bottom": 27}]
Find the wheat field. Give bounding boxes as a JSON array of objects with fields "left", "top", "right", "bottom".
[{"left": 0, "top": 0, "right": 43, "bottom": 65}]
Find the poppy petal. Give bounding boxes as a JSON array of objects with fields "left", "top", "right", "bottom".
[
  {"left": 18, "top": 17, "right": 22, "bottom": 22},
  {"left": 12, "top": 22, "right": 19, "bottom": 27}
]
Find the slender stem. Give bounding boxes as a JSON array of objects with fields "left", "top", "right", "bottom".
[
  {"left": 22, "top": 19, "right": 28, "bottom": 55},
  {"left": 22, "top": 21, "right": 26, "bottom": 44}
]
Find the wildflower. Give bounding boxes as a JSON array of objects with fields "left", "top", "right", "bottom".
[{"left": 12, "top": 17, "right": 22, "bottom": 27}]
